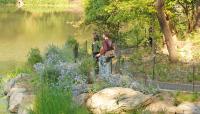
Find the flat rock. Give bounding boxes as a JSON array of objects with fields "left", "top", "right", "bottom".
[{"left": 86, "top": 87, "right": 152, "bottom": 114}]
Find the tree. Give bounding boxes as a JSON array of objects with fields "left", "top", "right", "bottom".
[
  {"left": 194, "top": 0, "right": 200, "bottom": 29},
  {"left": 155, "top": 0, "right": 178, "bottom": 62},
  {"left": 84, "top": 0, "right": 144, "bottom": 44}
]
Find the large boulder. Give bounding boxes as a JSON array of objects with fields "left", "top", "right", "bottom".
[
  {"left": 145, "top": 101, "right": 177, "bottom": 114},
  {"left": 176, "top": 102, "right": 200, "bottom": 114},
  {"left": 86, "top": 87, "right": 152, "bottom": 114}
]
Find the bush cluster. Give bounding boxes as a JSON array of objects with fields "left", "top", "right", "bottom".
[{"left": 27, "top": 48, "right": 43, "bottom": 66}]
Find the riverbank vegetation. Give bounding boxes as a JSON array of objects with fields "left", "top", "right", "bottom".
[{"left": 0, "top": 0, "right": 200, "bottom": 114}]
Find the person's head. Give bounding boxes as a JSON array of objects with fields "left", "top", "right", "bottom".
[
  {"left": 102, "top": 32, "right": 110, "bottom": 40},
  {"left": 93, "top": 32, "right": 99, "bottom": 41}
]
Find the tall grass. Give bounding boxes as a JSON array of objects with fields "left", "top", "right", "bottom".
[{"left": 31, "top": 85, "right": 89, "bottom": 114}]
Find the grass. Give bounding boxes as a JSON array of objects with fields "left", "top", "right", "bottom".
[
  {"left": 31, "top": 85, "right": 89, "bottom": 114},
  {"left": 174, "top": 91, "right": 200, "bottom": 103}
]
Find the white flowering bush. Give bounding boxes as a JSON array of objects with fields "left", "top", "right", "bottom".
[
  {"left": 45, "top": 45, "right": 65, "bottom": 65},
  {"left": 34, "top": 44, "right": 88, "bottom": 96}
]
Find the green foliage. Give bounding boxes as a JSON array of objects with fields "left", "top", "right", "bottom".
[
  {"left": 89, "top": 80, "right": 111, "bottom": 93},
  {"left": 0, "top": 0, "right": 15, "bottom": 4},
  {"left": 173, "top": 91, "right": 200, "bottom": 105},
  {"left": 6, "top": 65, "right": 33, "bottom": 79},
  {"left": 79, "top": 57, "right": 94, "bottom": 76},
  {"left": 84, "top": 0, "right": 159, "bottom": 47},
  {"left": 31, "top": 85, "right": 89, "bottom": 114},
  {"left": 27, "top": 48, "right": 43, "bottom": 66},
  {"left": 41, "top": 65, "right": 60, "bottom": 84},
  {"left": 67, "top": 36, "right": 78, "bottom": 48}
]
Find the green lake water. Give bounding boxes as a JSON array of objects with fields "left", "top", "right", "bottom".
[{"left": 0, "top": 5, "right": 91, "bottom": 73}]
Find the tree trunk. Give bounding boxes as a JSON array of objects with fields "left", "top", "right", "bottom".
[
  {"left": 155, "top": 0, "right": 178, "bottom": 62},
  {"left": 194, "top": 0, "right": 200, "bottom": 29}
]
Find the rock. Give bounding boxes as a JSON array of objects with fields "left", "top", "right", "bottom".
[
  {"left": 74, "top": 93, "right": 91, "bottom": 106},
  {"left": 86, "top": 87, "right": 152, "bottom": 114},
  {"left": 15, "top": 73, "right": 30, "bottom": 81},
  {"left": 18, "top": 95, "right": 35, "bottom": 114},
  {"left": 8, "top": 92, "right": 25, "bottom": 113},
  {"left": 176, "top": 102, "right": 200, "bottom": 114},
  {"left": 4, "top": 79, "right": 16, "bottom": 95},
  {"left": 145, "top": 101, "right": 177, "bottom": 114},
  {"left": 4, "top": 73, "right": 29, "bottom": 95},
  {"left": 7, "top": 88, "right": 26, "bottom": 97}
]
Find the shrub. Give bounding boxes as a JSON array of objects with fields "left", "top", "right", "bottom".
[
  {"left": 45, "top": 44, "right": 65, "bottom": 64},
  {"left": 67, "top": 36, "right": 78, "bottom": 48},
  {"left": 27, "top": 48, "right": 43, "bottom": 66},
  {"left": 30, "top": 85, "right": 89, "bottom": 114},
  {"left": 41, "top": 65, "right": 60, "bottom": 84},
  {"left": 79, "top": 57, "right": 94, "bottom": 76}
]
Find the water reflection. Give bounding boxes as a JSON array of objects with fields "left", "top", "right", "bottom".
[{"left": 0, "top": 5, "right": 91, "bottom": 73}]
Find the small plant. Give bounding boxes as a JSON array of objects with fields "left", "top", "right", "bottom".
[
  {"left": 30, "top": 85, "right": 89, "bottom": 114},
  {"left": 27, "top": 48, "right": 43, "bottom": 66},
  {"left": 45, "top": 44, "right": 65, "bottom": 64},
  {"left": 41, "top": 65, "right": 60, "bottom": 84},
  {"left": 79, "top": 57, "right": 95, "bottom": 76},
  {"left": 67, "top": 36, "right": 78, "bottom": 48}
]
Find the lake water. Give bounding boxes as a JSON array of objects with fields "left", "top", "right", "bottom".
[{"left": 0, "top": 5, "right": 91, "bottom": 73}]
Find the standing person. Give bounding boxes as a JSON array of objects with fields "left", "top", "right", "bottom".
[
  {"left": 96, "top": 32, "right": 115, "bottom": 77},
  {"left": 92, "top": 32, "right": 101, "bottom": 74}
]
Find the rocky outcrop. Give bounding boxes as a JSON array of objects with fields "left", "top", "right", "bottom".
[
  {"left": 146, "top": 101, "right": 200, "bottom": 114},
  {"left": 176, "top": 102, "right": 200, "bottom": 114},
  {"left": 3, "top": 73, "right": 35, "bottom": 114},
  {"left": 18, "top": 95, "right": 35, "bottom": 114},
  {"left": 4, "top": 78, "right": 15, "bottom": 95},
  {"left": 9, "top": 92, "right": 25, "bottom": 112},
  {"left": 86, "top": 87, "right": 153, "bottom": 114}
]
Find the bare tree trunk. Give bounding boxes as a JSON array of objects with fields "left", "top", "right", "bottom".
[
  {"left": 194, "top": 0, "right": 200, "bottom": 29},
  {"left": 155, "top": 0, "right": 178, "bottom": 62}
]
